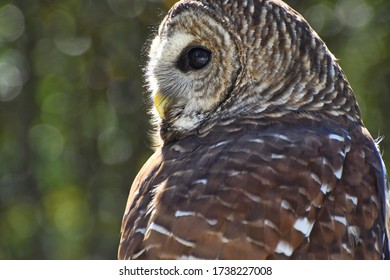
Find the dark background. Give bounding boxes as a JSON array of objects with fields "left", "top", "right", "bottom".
[{"left": 0, "top": 0, "right": 389, "bottom": 259}]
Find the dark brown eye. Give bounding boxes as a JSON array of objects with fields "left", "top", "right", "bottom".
[
  {"left": 187, "top": 47, "right": 211, "bottom": 70},
  {"left": 177, "top": 46, "right": 211, "bottom": 72}
]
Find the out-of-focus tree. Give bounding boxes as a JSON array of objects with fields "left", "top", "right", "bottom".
[{"left": 0, "top": 0, "right": 389, "bottom": 259}]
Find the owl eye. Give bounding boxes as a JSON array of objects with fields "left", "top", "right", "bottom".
[
  {"left": 177, "top": 46, "right": 211, "bottom": 71},
  {"left": 187, "top": 47, "right": 211, "bottom": 70}
]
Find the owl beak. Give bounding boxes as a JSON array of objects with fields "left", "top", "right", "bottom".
[{"left": 153, "top": 92, "right": 171, "bottom": 120}]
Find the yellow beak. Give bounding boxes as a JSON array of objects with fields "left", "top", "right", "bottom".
[{"left": 153, "top": 92, "right": 171, "bottom": 120}]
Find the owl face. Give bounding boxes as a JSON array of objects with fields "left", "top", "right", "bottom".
[
  {"left": 146, "top": 1, "right": 241, "bottom": 137},
  {"left": 146, "top": 0, "right": 361, "bottom": 144}
]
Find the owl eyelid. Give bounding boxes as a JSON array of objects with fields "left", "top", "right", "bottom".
[{"left": 176, "top": 45, "right": 212, "bottom": 72}]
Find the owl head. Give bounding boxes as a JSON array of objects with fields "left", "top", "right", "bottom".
[{"left": 146, "top": 0, "right": 362, "bottom": 144}]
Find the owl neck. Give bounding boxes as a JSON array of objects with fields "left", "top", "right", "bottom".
[
  {"left": 157, "top": 71, "right": 363, "bottom": 145},
  {"left": 236, "top": 72, "right": 361, "bottom": 122}
]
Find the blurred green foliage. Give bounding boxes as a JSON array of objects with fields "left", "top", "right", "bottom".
[{"left": 0, "top": 0, "right": 389, "bottom": 259}]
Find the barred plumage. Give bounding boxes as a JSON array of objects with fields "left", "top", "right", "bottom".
[{"left": 118, "top": 0, "right": 390, "bottom": 259}]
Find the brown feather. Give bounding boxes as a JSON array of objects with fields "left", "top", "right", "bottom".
[{"left": 118, "top": 116, "right": 388, "bottom": 259}]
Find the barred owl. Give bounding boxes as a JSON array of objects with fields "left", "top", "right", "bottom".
[{"left": 118, "top": 0, "right": 390, "bottom": 259}]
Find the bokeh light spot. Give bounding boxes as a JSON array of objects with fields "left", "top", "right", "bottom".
[
  {"left": 5, "top": 202, "right": 38, "bottom": 241},
  {"left": 305, "top": 4, "right": 343, "bottom": 37},
  {"left": 43, "top": 187, "right": 93, "bottom": 240},
  {"left": 0, "top": 48, "right": 29, "bottom": 101},
  {"left": 41, "top": 92, "right": 70, "bottom": 128},
  {"left": 107, "top": 0, "right": 145, "bottom": 18},
  {"left": 336, "top": 0, "right": 373, "bottom": 29},
  {"left": 54, "top": 36, "right": 91, "bottom": 56},
  {"left": 0, "top": 62, "right": 23, "bottom": 101},
  {"left": 98, "top": 127, "right": 132, "bottom": 165},
  {"left": 32, "top": 39, "right": 69, "bottom": 77},
  {"left": 28, "top": 124, "right": 65, "bottom": 161},
  {"left": 0, "top": 4, "right": 25, "bottom": 42}
]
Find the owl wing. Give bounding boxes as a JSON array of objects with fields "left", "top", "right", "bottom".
[{"left": 118, "top": 118, "right": 389, "bottom": 259}]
